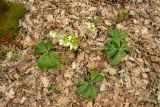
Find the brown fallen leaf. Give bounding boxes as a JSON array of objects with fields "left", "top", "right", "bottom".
[
  {"left": 40, "top": 76, "right": 50, "bottom": 88},
  {"left": 5, "top": 88, "right": 15, "bottom": 99}
]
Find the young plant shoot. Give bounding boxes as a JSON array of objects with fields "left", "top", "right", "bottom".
[
  {"left": 104, "top": 28, "right": 131, "bottom": 66},
  {"left": 77, "top": 70, "right": 104, "bottom": 99},
  {"left": 34, "top": 40, "right": 59, "bottom": 70}
]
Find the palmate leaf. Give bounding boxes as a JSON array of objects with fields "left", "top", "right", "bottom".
[
  {"left": 114, "top": 28, "right": 121, "bottom": 37},
  {"left": 77, "top": 81, "right": 97, "bottom": 99},
  {"left": 34, "top": 40, "right": 54, "bottom": 54},
  {"left": 38, "top": 52, "right": 59, "bottom": 70},
  {"left": 45, "top": 40, "right": 54, "bottom": 51},
  {"left": 34, "top": 40, "right": 59, "bottom": 70},
  {"left": 34, "top": 41, "right": 48, "bottom": 54},
  {"left": 90, "top": 70, "right": 104, "bottom": 83},
  {"left": 76, "top": 70, "right": 104, "bottom": 99},
  {"left": 105, "top": 28, "right": 131, "bottom": 66},
  {"left": 77, "top": 81, "right": 89, "bottom": 94},
  {"left": 120, "top": 32, "right": 128, "bottom": 40},
  {"left": 123, "top": 46, "right": 131, "bottom": 53},
  {"left": 107, "top": 28, "right": 128, "bottom": 41},
  {"left": 105, "top": 48, "right": 118, "bottom": 58},
  {"left": 112, "top": 51, "right": 123, "bottom": 67},
  {"left": 77, "top": 81, "right": 91, "bottom": 98},
  {"left": 104, "top": 42, "right": 119, "bottom": 59},
  {"left": 121, "top": 41, "right": 131, "bottom": 53},
  {"left": 112, "top": 36, "right": 121, "bottom": 47},
  {"left": 107, "top": 28, "right": 114, "bottom": 37},
  {"left": 84, "top": 85, "right": 97, "bottom": 99},
  {"left": 104, "top": 40, "right": 112, "bottom": 50}
]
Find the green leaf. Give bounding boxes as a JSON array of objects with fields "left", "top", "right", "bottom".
[
  {"left": 76, "top": 70, "right": 104, "bottom": 99},
  {"left": 84, "top": 85, "right": 97, "bottom": 99},
  {"left": 105, "top": 28, "right": 131, "bottom": 66},
  {"left": 123, "top": 46, "right": 131, "bottom": 53},
  {"left": 48, "top": 83, "right": 56, "bottom": 93},
  {"left": 104, "top": 40, "right": 112, "bottom": 50},
  {"left": 112, "top": 36, "right": 121, "bottom": 47},
  {"left": 90, "top": 70, "right": 104, "bottom": 83},
  {"left": 34, "top": 41, "right": 54, "bottom": 54},
  {"left": 34, "top": 41, "right": 48, "bottom": 54},
  {"left": 120, "top": 32, "right": 128, "bottom": 40},
  {"left": 77, "top": 81, "right": 97, "bottom": 99},
  {"left": 114, "top": 28, "right": 121, "bottom": 37},
  {"left": 38, "top": 52, "right": 59, "bottom": 70},
  {"left": 150, "top": 92, "right": 158, "bottom": 102},
  {"left": 107, "top": 28, "right": 114, "bottom": 37},
  {"left": 45, "top": 40, "right": 54, "bottom": 51},
  {"left": 112, "top": 51, "right": 123, "bottom": 66},
  {"left": 77, "top": 81, "right": 89, "bottom": 94},
  {"left": 121, "top": 41, "right": 131, "bottom": 52},
  {"left": 106, "top": 47, "right": 118, "bottom": 58}
]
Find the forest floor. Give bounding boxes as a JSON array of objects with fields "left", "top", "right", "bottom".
[{"left": 0, "top": 0, "right": 160, "bottom": 107}]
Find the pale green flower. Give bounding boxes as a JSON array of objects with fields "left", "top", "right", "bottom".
[{"left": 49, "top": 30, "right": 80, "bottom": 50}]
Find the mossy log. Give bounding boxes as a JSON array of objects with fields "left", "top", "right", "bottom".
[{"left": 0, "top": 0, "right": 25, "bottom": 44}]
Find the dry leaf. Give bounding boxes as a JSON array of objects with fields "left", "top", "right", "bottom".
[
  {"left": 0, "top": 85, "right": 6, "bottom": 92},
  {"left": 5, "top": 88, "right": 15, "bottom": 99},
  {"left": 0, "top": 101, "right": 6, "bottom": 107},
  {"left": 56, "top": 96, "right": 70, "bottom": 106},
  {"left": 86, "top": 102, "right": 93, "bottom": 107},
  {"left": 40, "top": 76, "right": 49, "bottom": 88},
  {"left": 20, "top": 97, "right": 27, "bottom": 104}
]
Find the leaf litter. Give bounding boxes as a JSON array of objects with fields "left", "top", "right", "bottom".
[{"left": 0, "top": 0, "right": 160, "bottom": 106}]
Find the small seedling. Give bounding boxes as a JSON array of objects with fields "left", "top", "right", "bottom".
[
  {"left": 34, "top": 40, "right": 59, "bottom": 70},
  {"left": 92, "top": 16, "right": 104, "bottom": 26},
  {"left": 76, "top": 70, "right": 104, "bottom": 99},
  {"left": 115, "top": 0, "right": 128, "bottom": 24},
  {"left": 104, "top": 28, "right": 131, "bottom": 66},
  {"left": 65, "top": 59, "right": 72, "bottom": 65},
  {"left": 150, "top": 92, "right": 158, "bottom": 103},
  {"left": 50, "top": 31, "right": 80, "bottom": 50},
  {"left": 116, "top": 7, "right": 128, "bottom": 24},
  {"left": 11, "top": 52, "right": 21, "bottom": 61},
  {"left": 48, "top": 83, "right": 56, "bottom": 94}
]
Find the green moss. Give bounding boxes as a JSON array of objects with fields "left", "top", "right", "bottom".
[
  {"left": 0, "top": 0, "right": 9, "bottom": 13},
  {"left": 0, "top": 0, "right": 25, "bottom": 38}
]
